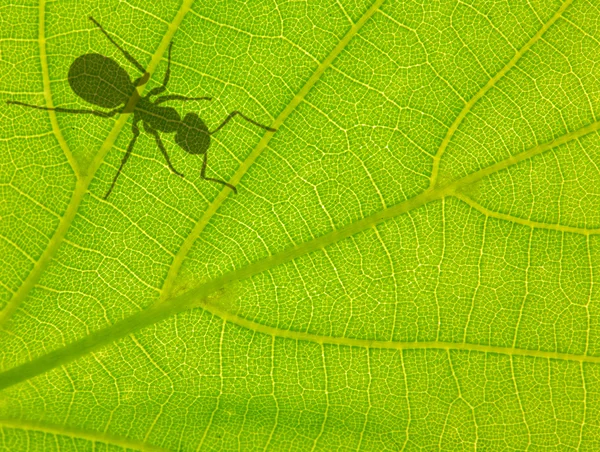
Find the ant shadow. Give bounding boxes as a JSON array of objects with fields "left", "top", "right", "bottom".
[{"left": 8, "top": 16, "right": 276, "bottom": 198}]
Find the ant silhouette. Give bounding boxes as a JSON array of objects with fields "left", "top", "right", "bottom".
[{"left": 7, "top": 16, "right": 276, "bottom": 198}]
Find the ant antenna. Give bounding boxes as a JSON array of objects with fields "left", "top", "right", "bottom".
[{"left": 89, "top": 16, "right": 147, "bottom": 75}]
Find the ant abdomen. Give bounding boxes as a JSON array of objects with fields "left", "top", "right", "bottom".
[{"left": 175, "top": 112, "right": 210, "bottom": 155}]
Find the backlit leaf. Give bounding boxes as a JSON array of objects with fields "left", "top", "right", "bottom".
[{"left": 2, "top": 0, "right": 600, "bottom": 450}]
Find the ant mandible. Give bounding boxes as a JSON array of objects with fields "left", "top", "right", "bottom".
[{"left": 7, "top": 16, "right": 276, "bottom": 198}]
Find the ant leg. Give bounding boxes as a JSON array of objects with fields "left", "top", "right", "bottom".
[
  {"left": 147, "top": 42, "right": 173, "bottom": 98},
  {"left": 200, "top": 152, "right": 237, "bottom": 194},
  {"left": 7, "top": 101, "right": 120, "bottom": 118},
  {"left": 209, "top": 111, "right": 276, "bottom": 134},
  {"left": 146, "top": 127, "right": 185, "bottom": 177},
  {"left": 89, "top": 16, "right": 146, "bottom": 75},
  {"left": 104, "top": 120, "right": 141, "bottom": 199},
  {"left": 154, "top": 95, "right": 212, "bottom": 105}
]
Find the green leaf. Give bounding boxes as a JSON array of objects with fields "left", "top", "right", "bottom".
[{"left": 2, "top": 0, "right": 600, "bottom": 450}]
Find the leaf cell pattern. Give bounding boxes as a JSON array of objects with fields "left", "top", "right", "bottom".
[{"left": 2, "top": 0, "right": 600, "bottom": 450}]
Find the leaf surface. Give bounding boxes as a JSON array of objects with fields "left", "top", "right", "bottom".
[{"left": 2, "top": 0, "right": 600, "bottom": 450}]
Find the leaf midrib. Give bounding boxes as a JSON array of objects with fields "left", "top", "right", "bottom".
[{"left": 2, "top": 116, "right": 599, "bottom": 391}]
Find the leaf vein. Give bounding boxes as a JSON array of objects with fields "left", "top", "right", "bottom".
[
  {"left": 429, "top": 0, "right": 575, "bottom": 188},
  {"left": 0, "top": 0, "right": 195, "bottom": 328},
  {"left": 455, "top": 193, "right": 600, "bottom": 235},
  {"left": 158, "top": 0, "right": 388, "bottom": 302},
  {"left": 37, "top": 0, "right": 78, "bottom": 176},
  {"left": 0, "top": 418, "right": 168, "bottom": 452},
  {"left": 1, "top": 118, "right": 598, "bottom": 388}
]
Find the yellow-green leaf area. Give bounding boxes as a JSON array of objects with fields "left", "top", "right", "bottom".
[{"left": 2, "top": 0, "right": 600, "bottom": 450}]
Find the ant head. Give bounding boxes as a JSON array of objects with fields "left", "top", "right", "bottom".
[{"left": 68, "top": 53, "right": 134, "bottom": 109}]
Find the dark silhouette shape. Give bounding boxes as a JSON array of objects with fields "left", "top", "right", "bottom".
[{"left": 7, "top": 16, "right": 276, "bottom": 198}]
